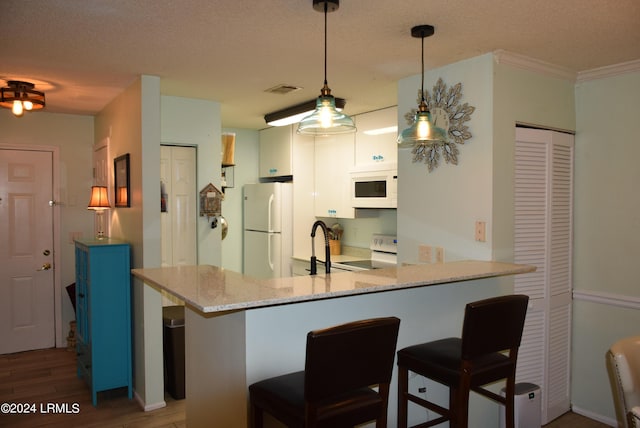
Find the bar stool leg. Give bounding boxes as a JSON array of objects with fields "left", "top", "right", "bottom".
[
  {"left": 250, "top": 402, "right": 263, "bottom": 428},
  {"left": 398, "top": 365, "right": 409, "bottom": 428},
  {"left": 505, "top": 377, "right": 516, "bottom": 428},
  {"left": 456, "top": 374, "right": 471, "bottom": 428}
]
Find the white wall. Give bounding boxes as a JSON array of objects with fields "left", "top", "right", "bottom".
[
  {"left": 397, "top": 54, "right": 495, "bottom": 263},
  {"left": 161, "top": 95, "right": 222, "bottom": 266},
  {"left": 571, "top": 70, "right": 640, "bottom": 421},
  {"left": 397, "top": 53, "right": 577, "bottom": 266},
  {"left": 492, "top": 60, "right": 575, "bottom": 262},
  {"left": 93, "top": 84, "right": 224, "bottom": 409},
  {"left": 0, "top": 110, "right": 94, "bottom": 346},
  {"left": 220, "top": 128, "right": 259, "bottom": 272},
  {"left": 95, "top": 75, "right": 164, "bottom": 409}
]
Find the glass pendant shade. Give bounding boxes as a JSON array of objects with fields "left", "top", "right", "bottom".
[
  {"left": 397, "top": 110, "right": 448, "bottom": 148},
  {"left": 297, "top": 94, "right": 356, "bottom": 136}
]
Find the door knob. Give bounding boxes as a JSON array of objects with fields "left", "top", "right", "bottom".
[{"left": 37, "top": 263, "right": 52, "bottom": 271}]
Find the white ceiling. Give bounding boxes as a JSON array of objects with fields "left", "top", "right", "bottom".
[{"left": 2, "top": 0, "right": 639, "bottom": 130}]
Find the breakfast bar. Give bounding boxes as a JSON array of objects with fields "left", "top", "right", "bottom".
[{"left": 132, "top": 261, "right": 534, "bottom": 427}]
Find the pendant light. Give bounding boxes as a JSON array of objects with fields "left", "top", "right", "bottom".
[
  {"left": 398, "top": 25, "right": 448, "bottom": 148},
  {"left": 297, "top": 0, "right": 356, "bottom": 136}
]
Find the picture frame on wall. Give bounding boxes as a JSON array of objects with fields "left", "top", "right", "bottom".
[{"left": 114, "top": 153, "right": 130, "bottom": 207}]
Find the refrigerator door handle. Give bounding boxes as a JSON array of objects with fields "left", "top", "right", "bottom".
[
  {"left": 268, "top": 194, "right": 275, "bottom": 232},
  {"left": 268, "top": 234, "right": 275, "bottom": 272}
]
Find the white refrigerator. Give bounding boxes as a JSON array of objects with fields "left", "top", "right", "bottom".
[{"left": 243, "top": 182, "right": 293, "bottom": 279}]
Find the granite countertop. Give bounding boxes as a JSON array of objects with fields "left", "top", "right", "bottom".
[{"left": 132, "top": 261, "right": 535, "bottom": 314}]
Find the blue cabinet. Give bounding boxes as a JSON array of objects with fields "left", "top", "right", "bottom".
[{"left": 75, "top": 238, "right": 132, "bottom": 406}]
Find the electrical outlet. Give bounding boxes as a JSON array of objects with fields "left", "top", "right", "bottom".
[
  {"left": 475, "top": 221, "right": 486, "bottom": 242},
  {"left": 418, "top": 245, "right": 432, "bottom": 263},
  {"left": 435, "top": 246, "right": 445, "bottom": 263}
]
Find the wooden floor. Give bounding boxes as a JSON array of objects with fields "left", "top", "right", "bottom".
[
  {"left": 0, "top": 347, "right": 185, "bottom": 427},
  {"left": 0, "top": 347, "right": 610, "bottom": 427}
]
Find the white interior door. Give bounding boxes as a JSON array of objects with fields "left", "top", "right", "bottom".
[
  {"left": 93, "top": 138, "right": 111, "bottom": 237},
  {"left": 0, "top": 148, "right": 55, "bottom": 354},
  {"left": 514, "top": 127, "right": 573, "bottom": 424},
  {"left": 160, "top": 145, "right": 197, "bottom": 267}
]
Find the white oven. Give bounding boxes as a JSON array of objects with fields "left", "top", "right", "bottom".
[
  {"left": 350, "top": 165, "right": 397, "bottom": 209},
  {"left": 332, "top": 234, "right": 397, "bottom": 272}
]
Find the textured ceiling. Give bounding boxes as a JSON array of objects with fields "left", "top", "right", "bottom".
[{"left": 1, "top": 0, "right": 639, "bottom": 129}]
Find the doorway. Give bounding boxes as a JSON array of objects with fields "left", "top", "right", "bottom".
[
  {"left": 0, "top": 147, "right": 59, "bottom": 354},
  {"left": 160, "top": 145, "right": 197, "bottom": 267}
]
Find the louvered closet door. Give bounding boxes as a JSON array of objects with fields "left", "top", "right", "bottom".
[{"left": 514, "top": 128, "right": 573, "bottom": 424}]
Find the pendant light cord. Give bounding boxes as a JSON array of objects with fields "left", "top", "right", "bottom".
[
  {"left": 324, "top": 1, "right": 328, "bottom": 86},
  {"left": 420, "top": 33, "right": 425, "bottom": 102}
]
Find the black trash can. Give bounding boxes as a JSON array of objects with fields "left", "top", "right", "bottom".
[{"left": 162, "top": 305, "right": 185, "bottom": 400}]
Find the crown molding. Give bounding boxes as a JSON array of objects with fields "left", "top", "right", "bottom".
[
  {"left": 493, "top": 50, "right": 577, "bottom": 81},
  {"left": 576, "top": 59, "right": 640, "bottom": 83}
]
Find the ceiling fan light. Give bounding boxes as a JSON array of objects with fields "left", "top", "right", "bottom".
[
  {"left": 0, "top": 80, "right": 46, "bottom": 117},
  {"left": 12, "top": 100, "right": 24, "bottom": 116}
]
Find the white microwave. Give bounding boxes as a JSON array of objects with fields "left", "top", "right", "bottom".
[{"left": 350, "top": 166, "right": 397, "bottom": 208}]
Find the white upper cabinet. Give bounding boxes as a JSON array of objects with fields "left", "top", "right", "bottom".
[
  {"left": 313, "top": 133, "right": 355, "bottom": 219},
  {"left": 260, "top": 126, "right": 293, "bottom": 178},
  {"left": 354, "top": 106, "right": 398, "bottom": 168}
]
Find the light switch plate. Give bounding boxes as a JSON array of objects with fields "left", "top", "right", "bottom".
[
  {"left": 418, "top": 245, "right": 432, "bottom": 263},
  {"left": 475, "top": 221, "right": 486, "bottom": 242}
]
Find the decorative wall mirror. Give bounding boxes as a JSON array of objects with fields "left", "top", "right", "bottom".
[
  {"left": 404, "top": 78, "right": 475, "bottom": 172},
  {"left": 114, "top": 153, "right": 130, "bottom": 207}
]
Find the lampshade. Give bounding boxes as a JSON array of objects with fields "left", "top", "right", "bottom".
[
  {"left": 87, "top": 186, "right": 110, "bottom": 210},
  {"left": 397, "top": 105, "right": 449, "bottom": 148},
  {"left": 297, "top": 94, "right": 355, "bottom": 135},
  {"left": 0, "top": 81, "right": 46, "bottom": 117},
  {"left": 297, "top": 0, "right": 356, "bottom": 136},
  {"left": 264, "top": 97, "right": 346, "bottom": 127},
  {"left": 398, "top": 25, "right": 448, "bottom": 148}
]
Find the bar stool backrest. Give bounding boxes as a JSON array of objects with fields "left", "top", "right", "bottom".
[
  {"left": 461, "top": 295, "right": 529, "bottom": 360},
  {"left": 304, "top": 316, "right": 401, "bottom": 402}
]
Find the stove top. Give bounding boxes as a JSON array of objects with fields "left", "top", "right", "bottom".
[
  {"left": 335, "top": 259, "right": 375, "bottom": 270},
  {"left": 331, "top": 234, "right": 398, "bottom": 272}
]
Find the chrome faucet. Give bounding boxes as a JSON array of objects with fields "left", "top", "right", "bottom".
[{"left": 310, "top": 220, "right": 331, "bottom": 275}]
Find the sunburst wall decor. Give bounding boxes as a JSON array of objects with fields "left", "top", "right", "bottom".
[{"left": 403, "top": 78, "right": 475, "bottom": 172}]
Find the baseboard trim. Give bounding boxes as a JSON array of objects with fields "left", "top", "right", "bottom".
[
  {"left": 571, "top": 405, "right": 617, "bottom": 427},
  {"left": 134, "top": 390, "right": 167, "bottom": 412}
]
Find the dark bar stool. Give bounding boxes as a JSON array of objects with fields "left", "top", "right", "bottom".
[
  {"left": 397, "top": 294, "right": 529, "bottom": 428},
  {"left": 249, "top": 316, "right": 401, "bottom": 427}
]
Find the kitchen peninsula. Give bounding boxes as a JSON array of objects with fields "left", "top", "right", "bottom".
[{"left": 132, "top": 261, "right": 534, "bottom": 427}]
